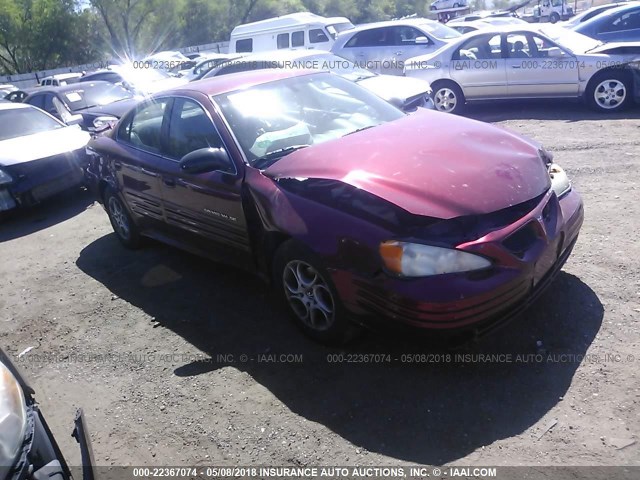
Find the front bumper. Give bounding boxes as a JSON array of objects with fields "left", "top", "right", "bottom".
[
  {"left": 0, "top": 149, "right": 88, "bottom": 212},
  {"left": 337, "top": 188, "right": 584, "bottom": 335}
]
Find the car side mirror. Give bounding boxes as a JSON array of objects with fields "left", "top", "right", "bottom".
[
  {"left": 415, "top": 36, "right": 430, "bottom": 45},
  {"left": 548, "top": 47, "right": 565, "bottom": 57},
  {"left": 180, "top": 147, "right": 234, "bottom": 174}
]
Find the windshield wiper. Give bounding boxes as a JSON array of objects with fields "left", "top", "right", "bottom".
[
  {"left": 252, "top": 144, "right": 310, "bottom": 169},
  {"left": 344, "top": 125, "right": 377, "bottom": 137}
]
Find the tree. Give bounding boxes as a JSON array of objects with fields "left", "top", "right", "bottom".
[{"left": 0, "top": 0, "right": 102, "bottom": 74}]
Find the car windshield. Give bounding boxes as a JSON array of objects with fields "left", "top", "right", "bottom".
[
  {"left": 213, "top": 73, "right": 404, "bottom": 166},
  {"left": 61, "top": 83, "right": 133, "bottom": 111},
  {"left": 541, "top": 26, "right": 602, "bottom": 53},
  {"left": 418, "top": 21, "right": 462, "bottom": 40},
  {"left": 0, "top": 107, "right": 63, "bottom": 141}
]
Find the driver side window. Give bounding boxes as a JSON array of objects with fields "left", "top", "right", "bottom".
[
  {"left": 453, "top": 34, "right": 501, "bottom": 60},
  {"left": 166, "top": 99, "right": 224, "bottom": 160}
]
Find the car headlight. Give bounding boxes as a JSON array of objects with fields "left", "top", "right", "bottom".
[
  {"left": 379, "top": 241, "right": 491, "bottom": 277},
  {"left": 0, "top": 169, "right": 12, "bottom": 186},
  {"left": 0, "top": 360, "right": 28, "bottom": 474},
  {"left": 92, "top": 116, "right": 118, "bottom": 130},
  {"left": 549, "top": 163, "right": 571, "bottom": 198}
]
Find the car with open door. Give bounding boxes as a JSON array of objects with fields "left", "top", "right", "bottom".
[{"left": 86, "top": 70, "right": 583, "bottom": 344}]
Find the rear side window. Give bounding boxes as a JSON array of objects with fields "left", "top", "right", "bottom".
[
  {"left": 118, "top": 100, "right": 169, "bottom": 153},
  {"left": 309, "top": 29, "right": 329, "bottom": 44},
  {"left": 236, "top": 38, "right": 253, "bottom": 53},
  {"left": 344, "top": 27, "right": 394, "bottom": 47},
  {"left": 27, "top": 94, "right": 46, "bottom": 109},
  {"left": 166, "top": 99, "right": 226, "bottom": 163},
  {"left": 277, "top": 33, "right": 290, "bottom": 49},
  {"left": 292, "top": 31, "right": 304, "bottom": 47}
]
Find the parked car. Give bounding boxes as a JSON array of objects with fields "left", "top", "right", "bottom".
[
  {"left": 186, "top": 53, "right": 245, "bottom": 81},
  {"left": 430, "top": 0, "right": 468, "bottom": 11},
  {"left": 446, "top": 19, "right": 497, "bottom": 34},
  {"left": 531, "top": 0, "right": 574, "bottom": 24},
  {"left": 0, "top": 103, "right": 90, "bottom": 214},
  {"left": 200, "top": 50, "right": 434, "bottom": 111},
  {"left": 0, "top": 347, "right": 95, "bottom": 480},
  {"left": 0, "top": 84, "right": 17, "bottom": 96},
  {"left": 86, "top": 69, "right": 583, "bottom": 343},
  {"left": 404, "top": 24, "right": 640, "bottom": 113},
  {"left": 229, "top": 12, "right": 354, "bottom": 54},
  {"left": 23, "top": 81, "right": 139, "bottom": 131},
  {"left": 3, "top": 89, "right": 33, "bottom": 103},
  {"left": 561, "top": 2, "right": 629, "bottom": 29},
  {"left": 39, "top": 72, "right": 82, "bottom": 87},
  {"left": 573, "top": 2, "right": 640, "bottom": 42},
  {"left": 331, "top": 18, "right": 461, "bottom": 75},
  {"left": 79, "top": 65, "right": 188, "bottom": 96}
]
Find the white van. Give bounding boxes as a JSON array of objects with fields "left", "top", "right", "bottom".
[
  {"left": 39, "top": 73, "right": 83, "bottom": 87},
  {"left": 229, "top": 12, "right": 354, "bottom": 54}
]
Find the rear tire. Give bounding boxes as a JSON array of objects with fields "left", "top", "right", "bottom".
[
  {"left": 104, "top": 187, "right": 142, "bottom": 249},
  {"left": 432, "top": 80, "right": 465, "bottom": 114},
  {"left": 586, "top": 70, "right": 633, "bottom": 113},
  {"left": 273, "top": 240, "right": 360, "bottom": 344}
]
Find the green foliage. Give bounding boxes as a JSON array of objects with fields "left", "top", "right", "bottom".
[{"left": 0, "top": 0, "right": 446, "bottom": 74}]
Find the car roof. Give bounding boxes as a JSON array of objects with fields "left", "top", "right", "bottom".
[
  {"left": 0, "top": 102, "right": 31, "bottom": 111},
  {"left": 342, "top": 17, "right": 441, "bottom": 34},
  {"left": 28, "top": 80, "right": 114, "bottom": 94},
  {"left": 169, "top": 69, "right": 323, "bottom": 97},
  {"left": 581, "top": 2, "right": 640, "bottom": 22}
]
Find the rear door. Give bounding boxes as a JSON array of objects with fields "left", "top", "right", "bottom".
[
  {"left": 157, "top": 96, "right": 252, "bottom": 269},
  {"left": 110, "top": 98, "right": 170, "bottom": 230},
  {"left": 449, "top": 33, "right": 507, "bottom": 99}
]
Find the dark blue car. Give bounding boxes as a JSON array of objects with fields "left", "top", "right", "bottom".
[{"left": 573, "top": 3, "right": 640, "bottom": 42}]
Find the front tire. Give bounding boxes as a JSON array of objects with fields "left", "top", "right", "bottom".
[
  {"left": 104, "top": 187, "right": 142, "bottom": 248},
  {"left": 549, "top": 12, "right": 560, "bottom": 24},
  {"left": 586, "top": 70, "right": 632, "bottom": 113},
  {"left": 432, "top": 81, "right": 465, "bottom": 114},
  {"left": 273, "top": 241, "right": 359, "bottom": 344}
]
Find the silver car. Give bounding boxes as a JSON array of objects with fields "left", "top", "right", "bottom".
[
  {"left": 330, "top": 19, "right": 460, "bottom": 75},
  {"left": 404, "top": 24, "right": 640, "bottom": 113}
]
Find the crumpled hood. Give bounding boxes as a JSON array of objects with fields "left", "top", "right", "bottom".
[
  {"left": 357, "top": 74, "right": 432, "bottom": 103},
  {"left": 0, "top": 126, "right": 90, "bottom": 166},
  {"left": 265, "top": 109, "right": 551, "bottom": 220}
]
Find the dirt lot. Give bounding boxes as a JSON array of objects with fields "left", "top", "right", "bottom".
[{"left": 1, "top": 100, "right": 639, "bottom": 469}]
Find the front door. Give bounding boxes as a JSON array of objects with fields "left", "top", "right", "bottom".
[
  {"left": 449, "top": 33, "right": 507, "bottom": 100},
  {"left": 505, "top": 32, "right": 579, "bottom": 98},
  {"left": 157, "top": 96, "right": 252, "bottom": 269}
]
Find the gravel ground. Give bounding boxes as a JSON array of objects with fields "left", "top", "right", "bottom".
[{"left": 1, "top": 100, "right": 639, "bottom": 470}]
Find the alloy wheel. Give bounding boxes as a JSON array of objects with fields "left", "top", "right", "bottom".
[
  {"left": 594, "top": 79, "right": 626, "bottom": 110},
  {"left": 434, "top": 87, "right": 457, "bottom": 113},
  {"left": 108, "top": 196, "right": 130, "bottom": 241},
  {"left": 282, "top": 260, "right": 335, "bottom": 331}
]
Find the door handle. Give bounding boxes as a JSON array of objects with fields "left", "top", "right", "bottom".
[
  {"left": 113, "top": 162, "right": 122, "bottom": 171},
  {"left": 162, "top": 177, "right": 176, "bottom": 188},
  {"left": 511, "top": 65, "right": 522, "bottom": 69},
  {"left": 394, "top": 51, "right": 403, "bottom": 56}
]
